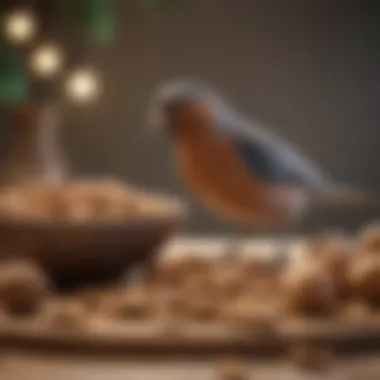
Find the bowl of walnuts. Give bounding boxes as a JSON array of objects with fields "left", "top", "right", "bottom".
[{"left": 0, "top": 179, "right": 187, "bottom": 289}]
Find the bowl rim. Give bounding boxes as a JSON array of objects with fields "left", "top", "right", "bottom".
[
  {"left": 0, "top": 184, "right": 188, "bottom": 231},
  {"left": 0, "top": 208, "right": 187, "bottom": 231}
]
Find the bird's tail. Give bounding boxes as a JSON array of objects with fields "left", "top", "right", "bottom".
[{"left": 309, "top": 184, "right": 380, "bottom": 212}]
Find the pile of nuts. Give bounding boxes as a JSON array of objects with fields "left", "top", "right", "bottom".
[
  {"left": 1, "top": 224, "right": 380, "bottom": 326},
  {"left": 282, "top": 224, "right": 380, "bottom": 317},
  {"left": 0, "top": 224, "right": 379, "bottom": 376},
  {"left": 0, "top": 179, "right": 184, "bottom": 222}
]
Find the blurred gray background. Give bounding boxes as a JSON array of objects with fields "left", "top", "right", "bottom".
[{"left": 1, "top": 0, "right": 379, "bottom": 234}]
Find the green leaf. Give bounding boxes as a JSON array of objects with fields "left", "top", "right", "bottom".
[
  {"left": 85, "top": 6, "right": 116, "bottom": 45},
  {"left": 0, "top": 46, "right": 28, "bottom": 106},
  {"left": 59, "top": 0, "right": 116, "bottom": 45}
]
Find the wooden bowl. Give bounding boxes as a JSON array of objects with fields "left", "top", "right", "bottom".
[{"left": 0, "top": 211, "right": 185, "bottom": 290}]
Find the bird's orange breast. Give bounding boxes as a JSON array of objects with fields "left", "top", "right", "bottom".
[{"left": 174, "top": 127, "right": 289, "bottom": 226}]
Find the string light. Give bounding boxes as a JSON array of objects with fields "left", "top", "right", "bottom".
[
  {"left": 65, "top": 69, "right": 101, "bottom": 104},
  {"left": 30, "top": 44, "right": 64, "bottom": 78},
  {"left": 3, "top": 9, "right": 103, "bottom": 107},
  {"left": 3, "top": 9, "right": 37, "bottom": 44}
]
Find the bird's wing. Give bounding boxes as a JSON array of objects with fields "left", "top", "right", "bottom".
[{"left": 217, "top": 116, "right": 329, "bottom": 189}]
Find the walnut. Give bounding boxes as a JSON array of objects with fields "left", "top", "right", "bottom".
[
  {"left": 135, "top": 192, "right": 183, "bottom": 218},
  {"left": 210, "top": 263, "right": 244, "bottom": 298},
  {"left": 153, "top": 288, "right": 186, "bottom": 317},
  {"left": 316, "top": 236, "right": 355, "bottom": 298},
  {"left": 350, "top": 255, "right": 380, "bottom": 306},
  {"left": 0, "top": 189, "right": 32, "bottom": 219},
  {"left": 222, "top": 295, "right": 277, "bottom": 332},
  {"left": 307, "top": 230, "right": 348, "bottom": 254},
  {"left": 76, "top": 183, "right": 136, "bottom": 219},
  {"left": 183, "top": 295, "right": 220, "bottom": 322},
  {"left": 154, "top": 257, "right": 209, "bottom": 287},
  {"left": 288, "top": 345, "right": 333, "bottom": 372},
  {"left": 339, "top": 301, "right": 371, "bottom": 322},
  {"left": 217, "top": 358, "right": 249, "bottom": 380},
  {"left": 155, "top": 310, "right": 183, "bottom": 336},
  {"left": 244, "top": 273, "right": 280, "bottom": 299},
  {"left": 41, "top": 299, "right": 88, "bottom": 330},
  {"left": 0, "top": 260, "right": 50, "bottom": 316},
  {"left": 76, "top": 288, "right": 109, "bottom": 311},
  {"left": 98, "top": 287, "right": 152, "bottom": 320},
  {"left": 33, "top": 186, "right": 73, "bottom": 219},
  {"left": 180, "top": 272, "right": 213, "bottom": 300},
  {"left": 281, "top": 263, "right": 337, "bottom": 317}
]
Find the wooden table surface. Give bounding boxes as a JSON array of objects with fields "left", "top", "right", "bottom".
[{"left": 1, "top": 350, "right": 380, "bottom": 380}]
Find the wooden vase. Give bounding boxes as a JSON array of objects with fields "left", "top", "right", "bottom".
[{"left": 0, "top": 105, "right": 67, "bottom": 187}]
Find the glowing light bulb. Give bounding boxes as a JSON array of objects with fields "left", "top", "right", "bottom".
[
  {"left": 65, "top": 69, "right": 100, "bottom": 104},
  {"left": 30, "top": 44, "right": 63, "bottom": 78},
  {"left": 3, "top": 9, "right": 37, "bottom": 44}
]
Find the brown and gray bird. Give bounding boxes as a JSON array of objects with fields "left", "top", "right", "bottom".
[{"left": 148, "top": 79, "right": 379, "bottom": 228}]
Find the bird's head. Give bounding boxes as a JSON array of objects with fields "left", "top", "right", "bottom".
[{"left": 147, "top": 79, "right": 226, "bottom": 135}]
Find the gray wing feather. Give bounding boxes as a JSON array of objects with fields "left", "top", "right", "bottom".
[{"left": 215, "top": 107, "right": 329, "bottom": 189}]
